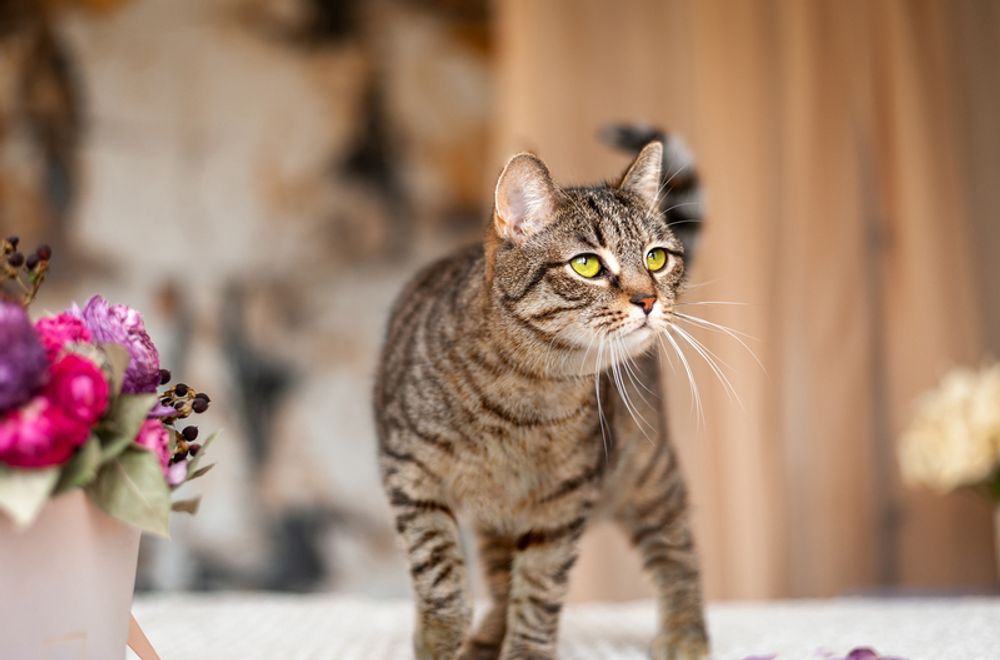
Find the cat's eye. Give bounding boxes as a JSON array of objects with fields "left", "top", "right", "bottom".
[
  {"left": 570, "top": 254, "right": 603, "bottom": 278},
  {"left": 646, "top": 248, "right": 669, "bottom": 272}
]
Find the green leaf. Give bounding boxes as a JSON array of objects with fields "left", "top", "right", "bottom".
[
  {"left": 187, "top": 463, "right": 214, "bottom": 482},
  {"left": 171, "top": 497, "right": 201, "bottom": 514},
  {"left": 98, "top": 393, "right": 157, "bottom": 463},
  {"left": 185, "top": 430, "right": 219, "bottom": 475},
  {"left": 100, "top": 343, "right": 131, "bottom": 398},
  {"left": 0, "top": 466, "right": 60, "bottom": 529},
  {"left": 86, "top": 447, "right": 171, "bottom": 537},
  {"left": 54, "top": 435, "right": 102, "bottom": 493}
]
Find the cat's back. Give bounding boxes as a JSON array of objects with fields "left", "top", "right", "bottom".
[
  {"left": 383, "top": 243, "right": 483, "bottom": 341},
  {"left": 375, "top": 243, "right": 484, "bottom": 405}
]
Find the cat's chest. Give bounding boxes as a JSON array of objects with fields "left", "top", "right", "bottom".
[{"left": 445, "top": 417, "right": 600, "bottom": 529}]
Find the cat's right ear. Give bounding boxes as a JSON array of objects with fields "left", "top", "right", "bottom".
[{"left": 493, "top": 153, "right": 558, "bottom": 245}]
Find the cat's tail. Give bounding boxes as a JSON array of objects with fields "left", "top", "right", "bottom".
[{"left": 599, "top": 124, "right": 704, "bottom": 264}]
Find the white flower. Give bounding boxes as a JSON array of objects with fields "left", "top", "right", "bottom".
[{"left": 898, "top": 363, "right": 1000, "bottom": 492}]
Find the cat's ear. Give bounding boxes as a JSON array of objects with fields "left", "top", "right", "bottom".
[
  {"left": 494, "top": 153, "right": 558, "bottom": 244},
  {"left": 618, "top": 140, "right": 663, "bottom": 210}
]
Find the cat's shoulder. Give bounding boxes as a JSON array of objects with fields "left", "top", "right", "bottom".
[{"left": 404, "top": 243, "right": 484, "bottom": 293}]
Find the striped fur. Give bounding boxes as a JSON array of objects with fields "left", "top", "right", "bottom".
[{"left": 375, "top": 142, "right": 708, "bottom": 659}]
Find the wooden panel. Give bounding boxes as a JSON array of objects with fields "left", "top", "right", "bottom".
[{"left": 494, "top": 0, "right": 999, "bottom": 599}]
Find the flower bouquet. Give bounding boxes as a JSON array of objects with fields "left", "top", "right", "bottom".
[
  {"left": 898, "top": 363, "right": 1000, "bottom": 573},
  {"left": 0, "top": 236, "right": 217, "bottom": 658}
]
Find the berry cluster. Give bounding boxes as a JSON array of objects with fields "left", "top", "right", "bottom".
[
  {"left": 157, "top": 368, "right": 212, "bottom": 465},
  {"left": 2, "top": 236, "right": 51, "bottom": 305}
]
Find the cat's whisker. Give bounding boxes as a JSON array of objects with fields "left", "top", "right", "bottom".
[
  {"left": 660, "top": 200, "right": 701, "bottom": 216},
  {"left": 609, "top": 338, "right": 654, "bottom": 438},
  {"left": 643, "top": 160, "right": 690, "bottom": 224},
  {"left": 672, "top": 312, "right": 766, "bottom": 373},
  {"left": 639, "top": 161, "right": 678, "bottom": 225},
  {"left": 673, "top": 300, "right": 748, "bottom": 307},
  {"left": 613, "top": 336, "right": 657, "bottom": 445},
  {"left": 660, "top": 329, "right": 704, "bottom": 428},
  {"left": 665, "top": 219, "right": 702, "bottom": 228},
  {"left": 594, "top": 340, "right": 610, "bottom": 460},
  {"left": 668, "top": 324, "right": 743, "bottom": 409},
  {"left": 616, "top": 334, "right": 657, "bottom": 400},
  {"left": 681, "top": 278, "right": 721, "bottom": 291}
]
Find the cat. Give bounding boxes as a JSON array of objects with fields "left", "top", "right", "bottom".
[{"left": 374, "top": 141, "right": 709, "bottom": 660}]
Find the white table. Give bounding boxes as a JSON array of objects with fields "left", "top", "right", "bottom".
[{"left": 130, "top": 593, "right": 1000, "bottom": 659}]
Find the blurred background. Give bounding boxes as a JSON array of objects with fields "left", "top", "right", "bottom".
[{"left": 2, "top": 0, "right": 999, "bottom": 603}]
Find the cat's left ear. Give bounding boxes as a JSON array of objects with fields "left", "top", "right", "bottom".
[
  {"left": 494, "top": 153, "right": 559, "bottom": 245},
  {"left": 618, "top": 140, "right": 663, "bottom": 211}
]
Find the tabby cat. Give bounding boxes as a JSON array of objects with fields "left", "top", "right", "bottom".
[{"left": 375, "top": 141, "right": 709, "bottom": 660}]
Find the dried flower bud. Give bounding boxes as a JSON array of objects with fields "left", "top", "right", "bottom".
[
  {"left": 174, "top": 383, "right": 189, "bottom": 396},
  {"left": 182, "top": 426, "right": 199, "bottom": 441},
  {"left": 5, "top": 235, "right": 18, "bottom": 249},
  {"left": 25, "top": 254, "right": 39, "bottom": 270},
  {"left": 7, "top": 252, "right": 24, "bottom": 267},
  {"left": 36, "top": 244, "right": 52, "bottom": 261},
  {"left": 194, "top": 392, "right": 211, "bottom": 403},
  {"left": 189, "top": 443, "right": 202, "bottom": 456},
  {"left": 159, "top": 368, "right": 171, "bottom": 385},
  {"left": 191, "top": 398, "right": 208, "bottom": 414}
]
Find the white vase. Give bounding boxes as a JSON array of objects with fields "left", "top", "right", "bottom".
[{"left": 0, "top": 489, "right": 141, "bottom": 659}]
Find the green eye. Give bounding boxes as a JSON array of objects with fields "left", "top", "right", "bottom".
[
  {"left": 646, "top": 247, "right": 669, "bottom": 272},
  {"left": 570, "top": 254, "right": 602, "bottom": 278}
]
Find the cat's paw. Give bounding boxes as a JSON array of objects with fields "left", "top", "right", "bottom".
[
  {"left": 650, "top": 630, "right": 710, "bottom": 660},
  {"left": 414, "top": 621, "right": 464, "bottom": 660}
]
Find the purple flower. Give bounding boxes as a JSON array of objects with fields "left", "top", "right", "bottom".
[
  {"left": 147, "top": 401, "right": 178, "bottom": 418},
  {"left": 75, "top": 296, "right": 161, "bottom": 394},
  {"left": 0, "top": 301, "right": 49, "bottom": 413}
]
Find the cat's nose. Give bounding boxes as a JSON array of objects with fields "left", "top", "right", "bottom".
[{"left": 630, "top": 293, "right": 657, "bottom": 315}]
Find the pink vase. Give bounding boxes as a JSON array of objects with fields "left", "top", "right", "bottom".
[{"left": 0, "top": 490, "right": 141, "bottom": 659}]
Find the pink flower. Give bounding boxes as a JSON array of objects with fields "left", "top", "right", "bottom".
[
  {"left": 134, "top": 419, "right": 171, "bottom": 473},
  {"left": 45, "top": 354, "right": 109, "bottom": 427},
  {"left": 35, "top": 313, "right": 92, "bottom": 363},
  {"left": 75, "top": 296, "right": 160, "bottom": 394},
  {"left": 0, "top": 396, "right": 89, "bottom": 468}
]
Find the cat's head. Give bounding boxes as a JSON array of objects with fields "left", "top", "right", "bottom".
[{"left": 486, "top": 142, "right": 685, "bottom": 371}]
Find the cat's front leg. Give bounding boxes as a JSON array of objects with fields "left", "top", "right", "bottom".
[
  {"left": 389, "top": 486, "right": 470, "bottom": 660},
  {"left": 498, "top": 515, "right": 587, "bottom": 660},
  {"left": 617, "top": 461, "right": 709, "bottom": 660}
]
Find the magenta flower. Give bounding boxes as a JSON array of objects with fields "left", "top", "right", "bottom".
[
  {"left": 0, "top": 395, "right": 89, "bottom": 468},
  {"left": 76, "top": 296, "right": 160, "bottom": 394},
  {"left": 0, "top": 301, "right": 49, "bottom": 414},
  {"left": 45, "top": 354, "right": 109, "bottom": 427},
  {"left": 35, "top": 313, "right": 92, "bottom": 363},
  {"left": 134, "top": 418, "right": 171, "bottom": 473}
]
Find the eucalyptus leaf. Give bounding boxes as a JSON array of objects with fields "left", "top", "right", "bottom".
[
  {"left": 54, "top": 435, "right": 102, "bottom": 493},
  {"left": 86, "top": 447, "right": 171, "bottom": 537},
  {"left": 101, "top": 342, "right": 131, "bottom": 398},
  {"left": 186, "top": 463, "right": 215, "bottom": 482},
  {"left": 99, "top": 393, "right": 157, "bottom": 463},
  {"left": 185, "top": 430, "right": 219, "bottom": 475},
  {"left": 171, "top": 497, "right": 201, "bottom": 515},
  {"left": 0, "top": 466, "right": 59, "bottom": 529}
]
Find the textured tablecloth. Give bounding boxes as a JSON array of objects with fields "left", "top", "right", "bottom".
[{"left": 129, "top": 593, "right": 1000, "bottom": 659}]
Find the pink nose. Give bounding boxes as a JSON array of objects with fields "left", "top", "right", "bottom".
[{"left": 630, "top": 293, "right": 657, "bottom": 315}]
